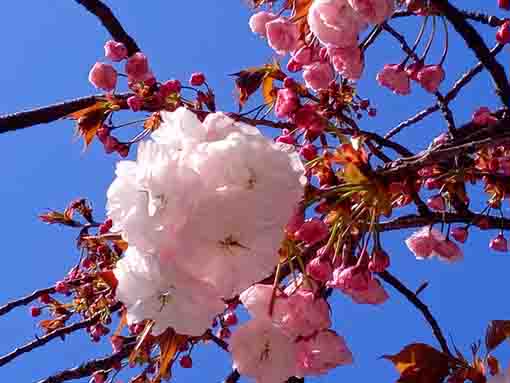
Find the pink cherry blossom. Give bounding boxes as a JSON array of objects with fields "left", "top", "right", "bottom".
[
  {"left": 347, "top": 0, "right": 395, "bottom": 24},
  {"left": 349, "top": 277, "right": 389, "bottom": 304},
  {"left": 125, "top": 52, "right": 150, "bottom": 81},
  {"left": 285, "top": 204, "right": 305, "bottom": 236},
  {"left": 88, "top": 62, "right": 117, "bottom": 91},
  {"left": 306, "top": 256, "right": 333, "bottom": 282},
  {"left": 249, "top": 11, "right": 278, "bottom": 37},
  {"left": 292, "top": 46, "right": 318, "bottom": 66},
  {"left": 296, "top": 330, "right": 353, "bottom": 376},
  {"left": 275, "top": 88, "right": 300, "bottom": 118},
  {"left": 303, "top": 62, "right": 335, "bottom": 91},
  {"left": 230, "top": 320, "right": 297, "bottom": 383},
  {"left": 376, "top": 64, "right": 410, "bottom": 95},
  {"left": 406, "top": 226, "right": 463, "bottom": 262},
  {"left": 328, "top": 266, "right": 370, "bottom": 292},
  {"left": 266, "top": 18, "right": 300, "bottom": 55},
  {"left": 368, "top": 249, "right": 390, "bottom": 273},
  {"left": 239, "top": 284, "right": 277, "bottom": 321},
  {"left": 432, "top": 238, "right": 463, "bottom": 262},
  {"left": 300, "top": 143, "right": 318, "bottom": 161},
  {"left": 274, "top": 289, "right": 331, "bottom": 337},
  {"left": 308, "top": 0, "right": 364, "bottom": 48},
  {"left": 329, "top": 45, "right": 365, "bottom": 80},
  {"left": 406, "top": 61, "right": 424, "bottom": 81},
  {"left": 405, "top": 226, "right": 440, "bottom": 259},
  {"left": 416, "top": 65, "right": 445, "bottom": 93},
  {"left": 295, "top": 218, "right": 329, "bottom": 245},
  {"left": 293, "top": 104, "right": 326, "bottom": 135},
  {"left": 104, "top": 40, "right": 128, "bottom": 62}
]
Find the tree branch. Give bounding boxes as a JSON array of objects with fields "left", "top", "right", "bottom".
[
  {"left": 74, "top": 0, "right": 140, "bottom": 56},
  {"left": 0, "top": 286, "right": 55, "bottom": 317},
  {"left": 223, "top": 370, "right": 241, "bottom": 383},
  {"left": 377, "top": 270, "right": 451, "bottom": 356},
  {"left": 0, "top": 302, "right": 121, "bottom": 368},
  {"left": 432, "top": 0, "right": 510, "bottom": 107},
  {"left": 36, "top": 337, "right": 136, "bottom": 383}
]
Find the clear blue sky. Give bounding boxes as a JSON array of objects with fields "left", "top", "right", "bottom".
[{"left": 1, "top": 1, "right": 509, "bottom": 382}]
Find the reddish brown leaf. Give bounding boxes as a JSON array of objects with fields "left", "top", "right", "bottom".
[
  {"left": 67, "top": 101, "right": 110, "bottom": 148},
  {"left": 383, "top": 343, "right": 451, "bottom": 383},
  {"left": 485, "top": 320, "right": 510, "bottom": 352},
  {"left": 98, "top": 270, "right": 119, "bottom": 291}
]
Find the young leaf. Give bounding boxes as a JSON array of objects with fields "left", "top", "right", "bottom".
[{"left": 485, "top": 320, "right": 510, "bottom": 352}]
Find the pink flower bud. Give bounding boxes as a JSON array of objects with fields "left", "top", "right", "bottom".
[
  {"left": 285, "top": 204, "right": 305, "bottom": 235},
  {"left": 55, "top": 281, "right": 69, "bottom": 294},
  {"left": 306, "top": 256, "right": 333, "bottom": 282},
  {"left": 127, "top": 96, "right": 144, "bottom": 112},
  {"left": 104, "top": 40, "right": 128, "bottom": 62},
  {"left": 472, "top": 107, "right": 498, "bottom": 126},
  {"left": 424, "top": 177, "right": 441, "bottom": 190},
  {"left": 125, "top": 52, "right": 150, "bottom": 81},
  {"left": 92, "top": 372, "right": 106, "bottom": 383},
  {"left": 275, "top": 88, "right": 299, "bottom": 118},
  {"left": 490, "top": 234, "right": 508, "bottom": 252},
  {"left": 376, "top": 64, "right": 410, "bottom": 95},
  {"left": 287, "top": 57, "right": 303, "bottom": 73},
  {"left": 416, "top": 65, "right": 445, "bottom": 93},
  {"left": 266, "top": 17, "right": 300, "bottom": 55},
  {"left": 223, "top": 310, "right": 238, "bottom": 326},
  {"left": 293, "top": 46, "right": 317, "bottom": 66},
  {"left": 300, "top": 143, "right": 318, "bottom": 161},
  {"left": 368, "top": 249, "right": 390, "bottom": 273},
  {"left": 499, "top": 0, "right": 510, "bottom": 10},
  {"left": 116, "top": 144, "right": 130, "bottom": 158},
  {"left": 30, "top": 306, "right": 42, "bottom": 317},
  {"left": 303, "top": 62, "right": 334, "bottom": 91},
  {"left": 427, "top": 195, "right": 445, "bottom": 211},
  {"left": 88, "top": 62, "right": 117, "bottom": 91},
  {"left": 295, "top": 218, "right": 329, "bottom": 245},
  {"left": 347, "top": 0, "right": 395, "bottom": 24},
  {"left": 249, "top": 11, "right": 277, "bottom": 37},
  {"left": 159, "top": 79, "right": 181, "bottom": 97},
  {"left": 96, "top": 125, "right": 110, "bottom": 144},
  {"left": 276, "top": 133, "right": 296, "bottom": 145},
  {"left": 450, "top": 227, "right": 468, "bottom": 243},
  {"left": 104, "top": 136, "right": 120, "bottom": 154},
  {"left": 180, "top": 355, "right": 193, "bottom": 368},
  {"left": 190, "top": 72, "right": 206, "bottom": 86},
  {"left": 497, "top": 21, "right": 510, "bottom": 44}
]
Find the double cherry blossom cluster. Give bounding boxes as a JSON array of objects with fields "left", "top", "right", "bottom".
[{"left": 249, "top": 0, "right": 396, "bottom": 90}]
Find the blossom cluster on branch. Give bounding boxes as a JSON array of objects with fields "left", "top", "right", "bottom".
[{"left": 3, "top": 0, "right": 510, "bottom": 383}]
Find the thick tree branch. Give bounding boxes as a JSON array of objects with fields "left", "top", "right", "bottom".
[
  {"left": 75, "top": 0, "right": 140, "bottom": 56},
  {"left": 378, "top": 270, "right": 451, "bottom": 355},
  {"left": 36, "top": 337, "right": 136, "bottom": 383},
  {"left": 0, "top": 302, "right": 121, "bottom": 368},
  {"left": 431, "top": 0, "right": 510, "bottom": 106}
]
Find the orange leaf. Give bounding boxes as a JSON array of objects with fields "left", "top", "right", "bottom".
[
  {"left": 114, "top": 310, "right": 127, "bottom": 336},
  {"left": 67, "top": 101, "right": 110, "bottom": 149},
  {"left": 155, "top": 330, "right": 188, "bottom": 381},
  {"left": 129, "top": 320, "right": 155, "bottom": 366},
  {"left": 144, "top": 112, "right": 162, "bottom": 131},
  {"left": 262, "top": 74, "right": 277, "bottom": 106},
  {"left": 291, "top": 0, "right": 313, "bottom": 22},
  {"left": 383, "top": 343, "right": 451, "bottom": 383}
]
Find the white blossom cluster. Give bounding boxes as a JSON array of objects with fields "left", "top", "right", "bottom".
[{"left": 109, "top": 108, "right": 305, "bottom": 335}]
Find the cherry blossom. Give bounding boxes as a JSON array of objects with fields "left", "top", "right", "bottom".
[
  {"left": 308, "top": 0, "right": 365, "bottom": 48},
  {"left": 104, "top": 40, "right": 128, "bottom": 62},
  {"left": 249, "top": 11, "right": 277, "bottom": 38},
  {"left": 329, "top": 45, "right": 365, "bottom": 80},
  {"left": 295, "top": 330, "right": 353, "bottom": 376},
  {"left": 347, "top": 0, "right": 395, "bottom": 25},
  {"left": 405, "top": 226, "right": 463, "bottom": 262},
  {"left": 302, "top": 62, "right": 335, "bottom": 91},
  {"left": 88, "top": 62, "right": 117, "bottom": 91},
  {"left": 230, "top": 320, "right": 298, "bottom": 383},
  {"left": 114, "top": 247, "right": 224, "bottom": 336},
  {"left": 376, "top": 64, "right": 410, "bottom": 95},
  {"left": 266, "top": 17, "right": 300, "bottom": 55}
]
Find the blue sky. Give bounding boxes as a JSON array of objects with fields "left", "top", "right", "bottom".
[{"left": 1, "top": 1, "right": 509, "bottom": 382}]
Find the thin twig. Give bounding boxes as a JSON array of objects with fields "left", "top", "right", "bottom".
[
  {"left": 36, "top": 337, "right": 136, "bottom": 383},
  {"left": 0, "top": 287, "right": 55, "bottom": 317},
  {"left": 0, "top": 302, "right": 121, "bottom": 368},
  {"left": 223, "top": 370, "right": 241, "bottom": 383},
  {"left": 377, "top": 270, "right": 451, "bottom": 356}
]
